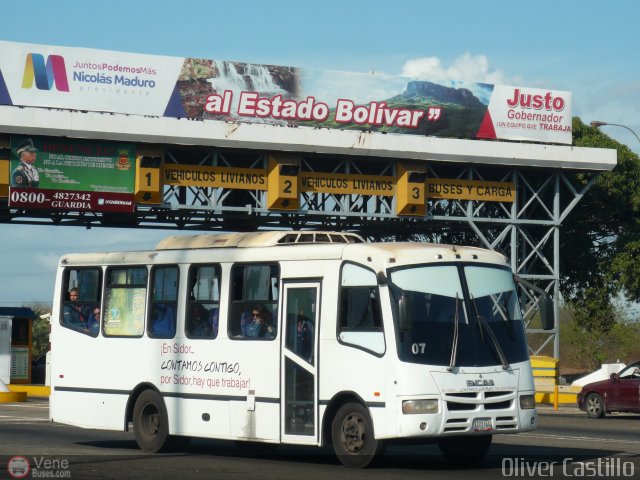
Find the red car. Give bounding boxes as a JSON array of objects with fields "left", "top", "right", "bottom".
[{"left": 577, "top": 360, "right": 640, "bottom": 418}]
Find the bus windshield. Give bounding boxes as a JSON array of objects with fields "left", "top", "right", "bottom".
[{"left": 389, "top": 264, "right": 529, "bottom": 367}]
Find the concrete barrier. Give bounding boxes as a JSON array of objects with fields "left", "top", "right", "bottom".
[
  {"left": 7, "top": 384, "right": 50, "bottom": 398},
  {"left": 0, "top": 379, "right": 28, "bottom": 402},
  {"left": 535, "top": 384, "right": 581, "bottom": 405},
  {"left": 531, "top": 356, "right": 580, "bottom": 407},
  {"left": 0, "top": 391, "right": 28, "bottom": 403}
]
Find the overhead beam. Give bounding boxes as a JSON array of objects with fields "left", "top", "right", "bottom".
[{"left": 0, "top": 106, "right": 617, "bottom": 171}]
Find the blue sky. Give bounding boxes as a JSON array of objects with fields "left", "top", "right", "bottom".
[{"left": 0, "top": 0, "right": 639, "bottom": 306}]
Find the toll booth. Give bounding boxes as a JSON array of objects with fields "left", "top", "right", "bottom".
[
  {"left": 0, "top": 317, "right": 10, "bottom": 385},
  {"left": 0, "top": 308, "right": 37, "bottom": 384}
]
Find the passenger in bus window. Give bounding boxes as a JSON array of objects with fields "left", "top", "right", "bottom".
[
  {"left": 296, "top": 313, "right": 314, "bottom": 361},
  {"left": 188, "top": 303, "right": 213, "bottom": 338},
  {"left": 62, "top": 287, "right": 91, "bottom": 333},
  {"left": 86, "top": 306, "right": 100, "bottom": 335},
  {"left": 245, "top": 305, "right": 275, "bottom": 339},
  {"left": 239, "top": 310, "right": 252, "bottom": 336},
  {"left": 209, "top": 308, "right": 219, "bottom": 337},
  {"left": 150, "top": 304, "right": 176, "bottom": 338}
]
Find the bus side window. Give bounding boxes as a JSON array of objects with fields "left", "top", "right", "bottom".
[
  {"left": 148, "top": 266, "right": 178, "bottom": 339},
  {"left": 338, "top": 263, "right": 385, "bottom": 355},
  {"left": 339, "top": 286, "right": 382, "bottom": 331},
  {"left": 60, "top": 267, "right": 102, "bottom": 337},
  {"left": 103, "top": 267, "right": 147, "bottom": 337},
  {"left": 229, "top": 263, "right": 279, "bottom": 340},
  {"left": 186, "top": 264, "right": 221, "bottom": 339}
]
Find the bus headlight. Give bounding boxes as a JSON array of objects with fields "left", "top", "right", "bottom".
[
  {"left": 519, "top": 394, "right": 536, "bottom": 410},
  {"left": 402, "top": 399, "right": 439, "bottom": 414}
]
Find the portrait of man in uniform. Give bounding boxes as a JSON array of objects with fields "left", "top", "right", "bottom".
[{"left": 11, "top": 138, "right": 40, "bottom": 188}]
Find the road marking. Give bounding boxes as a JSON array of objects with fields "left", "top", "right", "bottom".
[
  {"left": 0, "top": 412, "right": 47, "bottom": 418},
  {"left": 0, "top": 421, "right": 49, "bottom": 425},
  {"left": 1, "top": 402, "right": 49, "bottom": 408},
  {"left": 520, "top": 433, "right": 630, "bottom": 444},
  {"left": 0, "top": 418, "right": 49, "bottom": 423},
  {"left": 0, "top": 414, "right": 47, "bottom": 418}
]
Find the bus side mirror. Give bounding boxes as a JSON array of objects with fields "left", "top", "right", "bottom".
[
  {"left": 513, "top": 274, "right": 554, "bottom": 331},
  {"left": 538, "top": 293, "right": 554, "bottom": 331},
  {"left": 399, "top": 293, "right": 411, "bottom": 331}
]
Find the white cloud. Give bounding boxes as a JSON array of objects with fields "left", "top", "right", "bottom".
[
  {"left": 573, "top": 80, "right": 640, "bottom": 154},
  {"left": 301, "top": 70, "right": 407, "bottom": 107},
  {"left": 401, "top": 52, "right": 508, "bottom": 85}
]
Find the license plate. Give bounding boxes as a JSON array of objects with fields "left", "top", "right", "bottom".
[{"left": 472, "top": 417, "right": 493, "bottom": 432}]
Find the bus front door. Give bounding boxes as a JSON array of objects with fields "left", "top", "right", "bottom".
[{"left": 280, "top": 281, "right": 320, "bottom": 445}]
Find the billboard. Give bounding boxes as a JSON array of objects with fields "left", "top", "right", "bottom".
[
  {"left": 0, "top": 40, "right": 572, "bottom": 145},
  {"left": 8, "top": 136, "right": 135, "bottom": 212}
]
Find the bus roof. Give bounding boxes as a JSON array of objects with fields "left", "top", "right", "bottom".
[
  {"left": 341, "top": 241, "right": 509, "bottom": 268},
  {"left": 59, "top": 232, "right": 508, "bottom": 268},
  {"left": 155, "top": 231, "right": 365, "bottom": 250}
]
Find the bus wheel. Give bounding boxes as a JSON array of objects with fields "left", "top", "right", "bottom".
[
  {"left": 133, "top": 390, "right": 171, "bottom": 453},
  {"left": 331, "top": 402, "right": 382, "bottom": 468},
  {"left": 438, "top": 434, "right": 492, "bottom": 466}
]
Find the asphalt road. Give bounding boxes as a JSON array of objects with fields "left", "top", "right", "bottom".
[{"left": 0, "top": 400, "right": 639, "bottom": 479}]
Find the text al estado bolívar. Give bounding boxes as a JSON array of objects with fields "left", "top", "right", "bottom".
[{"left": 204, "top": 90, "right": 439, "bottom": 128}]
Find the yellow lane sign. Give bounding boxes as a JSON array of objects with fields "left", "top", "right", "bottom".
[
  {"left": 426, "top": 178, "right": 515, "bottom": 202},
  {"left": 163, "top": 164, "right": 267, "bottom": 190},
  {"left": 300, "top": 172, "right": 395, "bottom": 195}
]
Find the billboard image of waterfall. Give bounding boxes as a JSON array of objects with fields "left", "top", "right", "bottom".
[{"left": 174, "top": 57, "right": 300, "bottom": 122}]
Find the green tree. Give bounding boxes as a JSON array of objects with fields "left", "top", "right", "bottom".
[
  {"left": 558, "top": 118, "right": 640, "bottom": 349},
  {"left": 23, "top": 302, "right": 52, "bottom": 359},
  {"left": 562, "top": 118, "right": 640, "bottom": 306},
  {"left": 561, "top": 306, "right": 640, "bottom": 370}
]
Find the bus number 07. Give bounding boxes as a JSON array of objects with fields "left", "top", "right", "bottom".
[{"left": 411, "top": 343, "right": 426, "bottom": 354}]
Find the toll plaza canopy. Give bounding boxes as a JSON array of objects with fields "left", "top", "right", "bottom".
[
  {"left": 0, "top": 41, "right": 619, "bottom": 360},
  {"left": 0, "top": 38, "right": 617, "bottom": 234}
]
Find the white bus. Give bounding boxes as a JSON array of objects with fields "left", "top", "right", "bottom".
[{"left": 49, "top": 231, "right": 552, "bottom": 468}]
